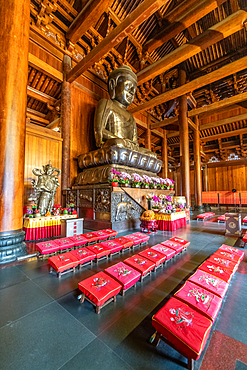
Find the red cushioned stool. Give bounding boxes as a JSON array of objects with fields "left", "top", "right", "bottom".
[
  {"left": 243, "top": 216, "right": 247, "bottom": 224},
  {"left": 161, "top": 240, "right": 184, "bottom": 254},
  {"left": 93, "top": 230, "right": 111, "bottom": 242},
  {"left": 198, "top": 262, "right": 234, "bottom": 284},
  {"left": 218, "top": 215, "right": 226, "bottom": 223},
  {"left": 219, "top": 244, "right": 244, "bottom": 261},
  {"left": 48, "top": 252, "right": 79, "bottom": 278},
  {"left": 114, "top": 236, "right": 134, "bottom": 251},
  {"left": 103, "top": 229, "right": 118, "bottom": 239},
  {"left": 151, "top": 244, "right": 176, "bottom": 261},
  {"left": 69, "top": 235, "right": 88, "bottom": 248},
  {"left": 212, "top": 250, "right": 242, "bottom": 265},
  {"left": 78, "top": 271, "right": 122, "bottom": 313},
  {"left": 36, "top": 240, "right": 60, "bottom": 257},
  {"left": 207, "top": 255, "right": 238, "bottom": 273},
  {"left": 132, "top": 232, "right": 150, "bottom": 245},
  {"left": 124, "top": 232, "right": 150, "bottom": 249},
  {"left": 174, "top": 280, "right": 222, "bottom": 322},
  {"left": 169, "top": 237, "right": 190, "bottom": 249},
  {"left": 197, "top": 212, "right": 215, "bottom": 220},
  {"left": 151, "top": 297, "right": 212, "bottom": 369},
  {"left": 124, "top": 255, "right": 155, "bottom": 281},
  {"left": 83, "top": 232, "right": 99, "bottom": 245},
  {"left": 138, "top": 248, "right": 166, "bottom": 270},
  {"left": 69, "top": 247, "right": 96, "bottom": 268},
  {"left": 54, "top": 237, "right": 75, "bottom": 252},
  {"left": 86, "top": 243, "right": 111, "bottom": 262},
  {"left": 100, "top": 239, "right": 123, "bottom": 256},
  {"left": 188, "top": 270, "right": 229, "bottom": 299},
  {"left": 242, "top": 232, "right": 247, "bottom": 243},
  {"left": 105, "top": 262, "right": 141, "bottom": 296}
]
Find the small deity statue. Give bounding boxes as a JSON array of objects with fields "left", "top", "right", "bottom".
[
  {"left": 94, "top": 65, "right": 157, "bottom": 158},
  {"left": 29, "top": 161, "right": 61, "bottom": 216}
]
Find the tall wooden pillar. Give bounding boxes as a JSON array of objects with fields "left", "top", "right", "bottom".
[
  {"left": 0, "top": 0, "right": 30, "bottom": 263},
  {"left": 162, "top": 130, "right": 168, "bottom": 178},
  {"left": 145, "top": 115, "right": 152, "bottom": 151},
  {"left": 193, "top": 115, "right": 203, "bottom": 211},
  {"left": 61, "top": 55, "right": 72, "bottom": 206},
  {"left": 179, "top": 69, "right": 190, "bottom": 207}
]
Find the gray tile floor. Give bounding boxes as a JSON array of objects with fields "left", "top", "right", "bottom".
[{"left": 0, "top": 215, "right": 246, "bottom": 370}]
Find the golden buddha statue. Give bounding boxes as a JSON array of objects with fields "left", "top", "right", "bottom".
[{"left": 94, "top": 65, "right": 157, "bottom": 158}]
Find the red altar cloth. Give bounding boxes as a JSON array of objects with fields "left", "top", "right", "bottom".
[{"left": 156, "top": 217, "right": 186, "bottom": 231}]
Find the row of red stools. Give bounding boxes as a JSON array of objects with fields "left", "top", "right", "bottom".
[
  {"left": 77, "top": 236, "right": 190, "bottom": 314},
  {"left": 151, "top": 244, "right": 244, "bottom": 370},
  {"left": 48, "top": 232, "right": 150, "bottom": 277},
  {"left": 36, "top": 229, "right": 118, "bottom": 256}
]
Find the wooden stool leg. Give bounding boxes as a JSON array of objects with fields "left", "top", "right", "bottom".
[
  {"left": 187, "top": 358, "right": 194, "bottom": 370},
  {"left": 79, "top": 293, "right": 85, "bottom": 303},
  {"left": 96, "top": 306, "right": 101, "bottom": 314},
  {"left": 150, "top": 331, "right": 161, "bottom": 347}
]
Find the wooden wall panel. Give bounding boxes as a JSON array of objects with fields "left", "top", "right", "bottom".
[
  {"left": 24, "top": 123, "right": 62, "bottom": 206},
  {"left": 29, "top": 41, "right": 62, "bottom": 72},
  {"left": 207, "top": 164, "right": 247, "bottom": 191}
]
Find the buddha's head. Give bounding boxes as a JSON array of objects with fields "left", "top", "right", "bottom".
[{"left": 108, "top": 65, "right": 137, "bottom": 108}]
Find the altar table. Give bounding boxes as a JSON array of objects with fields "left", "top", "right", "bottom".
[
  {"left": 23, "top": 214, "right": 77, "bottom": 241},
  {"left": 155, "top": 211, "right": 186, "bottom": 231}
]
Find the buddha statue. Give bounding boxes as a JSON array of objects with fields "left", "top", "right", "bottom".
[{"left": 94, "top": 65, "right": 157, "bottom": 158}]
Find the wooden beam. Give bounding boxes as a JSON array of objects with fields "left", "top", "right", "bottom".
[
  {"left": 27, "top": 86, "right": 57, "bottom": 105},
  {"left": 66, "top": 0, "right": 165, "bottom": 83},
  {"left": 200, "top": 113, "right": 247, "bottom": 130},
  {"left": 66, "top": 0, "right": 112, "bottom": 44},
  {"left": 201, "top": 127, "right": 247, "bottom": 142},
  {"left": 131, "top": 56, "right": 247, "bottom": 114},
  {"left": 143, "top": 0, "right": 228, "bottom": 54},
  {"left": 26, "top": 109, "right": 50, "bottom": 124},
  {"left": 151, "top": 116, "right": 178, "bottom": 130},
  {"left": 28, "top": 53, "right": 63, "bottom": 82},
  {"left": 188, "top": 118, "right": 197, "bottom": 131},
  {"left": 138, "top": 10, "right": 247, "bottom": 84}
]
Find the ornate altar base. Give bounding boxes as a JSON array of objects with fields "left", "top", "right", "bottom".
[{"left": 67, "top": 185, "right": 174, "bottom": 233}]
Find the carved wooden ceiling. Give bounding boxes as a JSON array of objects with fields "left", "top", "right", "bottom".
[{"left": 28, "top": 0, "right": 247, "bottom": 164}]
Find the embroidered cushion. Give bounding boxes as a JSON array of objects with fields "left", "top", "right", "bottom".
[
  {"left": 219, "top": 244, "right": 244, "bottom": 261},
  {"left": 123, "top": 234, "right": 143, "bottom": 245},
  {"left": 93, "top": 230, "right": 112, "bottom": 241},
  {"left": 48, "top": 252, "right": 79, "bottom": 272},
  {"left": 197, "top": 262, "right": 234, "bottom": 283},
  {"left": 174, "top": 281, "right": 222, "bottom": 322},
  {"left": 207, "top": 256, "right": 238, "bottom": 273},
  {"left": 69, "top": 235, "right": 88, "bottom": 247},
  {"left": 218, "top": 215, "right": 226, "bottom": 221},
  {"left": 114, "top": 236, "right": 134, "bottom": 249},
  {"left": 78, "top": 271, "right": 122, "bottom": 306},
  {"left": 152, "top": 297, "right": 212, "bottom": 361},
  {"left": 131, "top": 232, "right": 150, "bottom": 242},
  {"left": 103, "top": 229, "right": 118, "bottom": 237},
  {"left": 69, "top": 247, "right": 96, "bottom": 264},
  {"left": 212, "top": 250, "right": 242, "bottom": 265},
  {"left": 105, "top": 262, "right": 141, "bottom": 291},
  {"left": 151, "top": 244, "right": 176, "bottom": 260},
  {"left": 188, "top": 270, "right": 229, "bottom": 299},
  {"left": 36, "top": 240, "right": 60, "bottom": 254},
  {"left": 100, "top": 240, "right": 123, "bottom": 253},
  {"left": 242, "top": 232, "right": 247, "bottom": 243},
  {"left": 86, "top": 243, "right": 111, "bottom": 258},
  {"left": 82, "top": 232, "right": 99, "bottom": 243},
  {"left": 54, "top": 237, "right": 75, "bottom": 251},
  {"left": 169, "top": 237, "right": 190, "bottom": 248},
  {"left": 138, "top": 248, "right": 166, "bottom": 267},
  {"left": 124, "top": 255, "right": 155, "bottom": 276},
  {"left": 197, "top": 212, "right": 215, "bottom": 219},
  {"left": 161, "top": 240, "right": 184, "bottom": 254}
]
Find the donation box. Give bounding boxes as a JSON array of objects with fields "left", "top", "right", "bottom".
[
  {"left": 225, "top": 213, "right": 241, "bottom": 236},
  {"left": 61, "top": 218, "right": 84, "bottom": 237}
]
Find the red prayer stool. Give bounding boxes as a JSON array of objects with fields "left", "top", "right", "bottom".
[
  {"left": 218, "top": 215, "right": 226, "bottom": 223},
  {"left": 124, "top": 255, "right": 155, "bottom": 281},
  {"left": 197, "top": 212, "right": 215, "bottom": 220},
  {"left": 103, "top": 229, "right": 118, "bottom": 239},
  {"left": 69, "top": 247, "right": 96, "bottom": 268},
  {"left": 78, "top": 271, "right": 122, "bottom": 313},
  {"left": 114, "top": 236, "right": 134, "bottom": 251},
  {"left": 161, "top": 240, "right": 184, "bottom": 254},
  {"left": 100, "top": 239, "right": 123, "bottom": 255},
  {"left": 174, "top": 280, "right": 222, "bottom": 322},
  {"left": 188, "top": 270, "right": 229, "bottom": 299},
  {"left": 54, "top": 237, "right": 75, "bottom": 252},
  {"left": 151, "top": 244, "right": 176, "bottom": 260},
  {"left": 151, "top": 297, "right": 212, "bottom": 369},
  {"left": 243, "top": 216, "right": 247, "bottom": 224},
  {"left": 86, "top": 243, "right": 111, "bottom": 262},
  {"left": 243, "top": 232, "right": 247, "bottom": 243},
  {"left": 69, "top": 235, "right": 88, "bottom": 248},
  {"left": 169, "top": 237, "right": 190, "bottom": 249},
  {"left": 197, "top": 262, "right": 234, "bottom": 284},
  {"left": 124, "top": 232, "right": 150, "bottom": 248},
  {"left": 207, "top": 255, "right": 239, "bottom": 273},
  {"left": 140, "top": 220, "right": 158, "bottom": 234},
  {"left": 93, "top": 230, "right": 111, "bottom": 242},
  {"left": 83, "top": 232, "right": 99, "bottom": 245},
  {"left": 212, "top": 250, "right": 242, "bottom": 265},
  {"left": 36, "top": 240, "right": 60, "bottom": 256},
  {"left": 48, "top": 252, "right": 79, "bottom": 278},
  {"left": 219, "top": 244, "right": 244, "bottom": 261},
  {"left": 104, "top": 262, "right": 141, "bottom": 296},
  {"left": 132, "top": 232, "right": 150, "bottom": 244},
  {"left": 138, "top": 248, "right": 166, "bottom": 270}
]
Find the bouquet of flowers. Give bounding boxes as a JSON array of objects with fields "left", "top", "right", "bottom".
[
  {"left": 131, "top": 173, "right": 143, "bottom": 186},
  {"left": 119, "top": 172, "right": 131, "bottom": 184},
  {"left": 109, "top": 169, "right": 120, "bottom": 183},
  {"left": 146, "top": 193, "right": 154, "bottom": 201},
  {"left": 142, "top": 175, "right": 152, "bottom": 187}
]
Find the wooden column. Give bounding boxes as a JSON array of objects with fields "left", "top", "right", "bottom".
[
  {"left": 0, "top": 0, "right": 30, "bottom": 263},
  {"left": 203, "top": 165, "right": 208, "bottom": 191},
  {"left": 145, "top": 114, "right": 152, "bottom": 150},
  {"left": 61, "top": 55, "right": 72, "bottom": 206},
  {"left": 193, "top": 115, "right": 203, "bottom": 211},
  {"left": 162, "top": 130, "right": 168, "bottom": 178},
  {"left": 179, "top": 69, "right": 190, "bottom": 207}
]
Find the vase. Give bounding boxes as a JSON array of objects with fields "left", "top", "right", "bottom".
[
  {"left": 112, "top": 182, "right": 118, "bottom": 187},
  {"left": 148, "top": 200, "right": 152, "bottom": 210}
]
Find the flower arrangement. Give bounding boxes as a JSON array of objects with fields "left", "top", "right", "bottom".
[
  {"left": 119, "top": 172, "right": 131, "bottom": 184},
  {"left": 131, "top": 173, "right": 143, "bottom": 186},
  {"left": 146, "top": 193, "right": 154, "bottom": 201},
  {"left": 109, "top": 169, "right": 120, "bottom": 184},
  {"left": 142, "top": 175, "right": 152, "bottom": 186}
]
